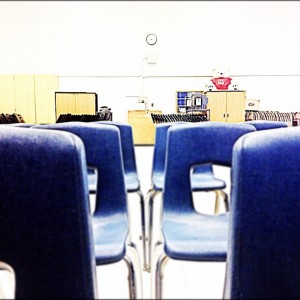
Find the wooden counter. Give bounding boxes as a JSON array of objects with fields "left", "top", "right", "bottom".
[{"left": 128, "top": 110, "right": 162, "bottom": 145}]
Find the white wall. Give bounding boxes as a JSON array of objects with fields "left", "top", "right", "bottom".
[{"left": 1, "top": 1, "right": 300, "bottom": 121}]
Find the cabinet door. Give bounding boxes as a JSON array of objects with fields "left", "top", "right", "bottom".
[
  {"left": 75, "top": 93, "right": 97, "bottom": 115},
  {"left": 35, "top": 75, "right": 59, "bottom": 124},
  {"left": 14, "top": 75, "right": 36, "bottom": 124},
  {"left": 55, "top": 93, "right": 77, "bottom": 119},
  {"left": 206, "top": 92, "right": 227, "bottom": 122},
  {"left": 226, "top": 91, "right": 246, "bottom": 122},
  {"left": 0, "top": 75, "right": 15, "bottom": 114}
]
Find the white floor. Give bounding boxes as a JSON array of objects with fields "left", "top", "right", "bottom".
[{"left": 96, "top": 145, "right": 231, "bottom": 299}]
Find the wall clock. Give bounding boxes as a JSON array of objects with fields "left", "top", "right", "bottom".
[{"left": 146, "top": 33, "right": 157, "bottom": 45}]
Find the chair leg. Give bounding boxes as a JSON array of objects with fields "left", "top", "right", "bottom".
[
  {"left": 213, "top": 190, "right": 221, "bottom": 214},
  {"left": 151, "top": 244, "right": 169, "bottom": 299},
  {"left": 147, "top": 189, "right": 161, "bottom": 272},
  {"left": 213, "top": 190, "right": 229, "bottom": 214},
  {"left": 143, "top": 187, "right": 155, "bottom": 271},
  {"left": 124, "top": 243, "right": 143, "bottom": 299},
  {"left": 136, "top": 189, "right": 147, "bottom": 272},
  {"left": 220, "top": 190, "right": 229, "bottom": 212}
]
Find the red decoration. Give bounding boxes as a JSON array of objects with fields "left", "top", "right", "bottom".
[{"left": 211, "top": 77, "right": 232, "bottom": 90}]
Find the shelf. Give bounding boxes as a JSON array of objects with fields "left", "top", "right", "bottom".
[{"left": 176, "top": 90, "right": 208, "bottom": 115}]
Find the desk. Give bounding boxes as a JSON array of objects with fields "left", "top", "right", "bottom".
[{"left": 128, "top": 110, "right": 162, "bottom": 145}]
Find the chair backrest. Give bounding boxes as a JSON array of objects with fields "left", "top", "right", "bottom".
[
  {"left": 91, "top": 121, "right": 138, "bottom": 176},
  {"left": 32, "top": 122, "right": 127, "bottom": 216},
  {"left": 152, "top": 122, "right": 189, "bottom": 176},
  {"left": 243, "top": 120, "right": 288, "bottom": 130},
  {"left": 152, "top": 122, "right": 217, "bottom": 177},
  {"left": 0, "top": 127, "right": 98, "bottom": 299},
  {"left": 224, "top": 126, "right": 300, "bottom": 299},
  {"left": 163, "top": 122, "right": 256, "bottom": 213}
]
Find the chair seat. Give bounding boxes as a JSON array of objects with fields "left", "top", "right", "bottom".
[
  {"left": 88, "top": 172, "right": 140, "bottom": 193},
  {"left": 152, "top": 173, "right": 165, "bottom": 191},
  {"left": 125, "top": 172, "right": 140, "bottom": 192},
  {"left": 163, "top": 212, "right": 229, "bottom": 261},
  {"left": 152, "top": 173, "right": 226, "bottom": 191},
  {"left": 93, "top": 214, "right": 129, "bottom": 265},
  {"left": 191, "top": 173, "right": 226, "bottom": 191}
]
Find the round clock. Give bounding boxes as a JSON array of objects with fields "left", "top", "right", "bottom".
[{"left": 146, "top": 33, "right": 157, "bottom": 45}]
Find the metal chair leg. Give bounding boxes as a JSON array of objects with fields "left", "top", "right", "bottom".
[
  {"left": 214, "top": 190, "right": 229, "bottom": 214},
  {"left": 144, "top": 187, "right": 155, "bottom": 271},
  {"left": 147, "top": 189, "right": 161, "bottom": 272},
  {"left": 124, "top": 243, "right": 143, "bottom": 299},
  {"left": 213, "top": 190, "right": 221, "bottom": 214},
  {"left": 136, "top": 189, "right": 147, "bottom": 272},
  {"left": 151, "top": 244, "right": 169, "bottom": 300},
  {"left": 219, "top": 190, "right": 229, "bottom": 212}
]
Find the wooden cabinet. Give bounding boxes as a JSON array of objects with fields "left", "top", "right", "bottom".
[
  {"left": 0, "top": 75, "right": 58, "bottom": 124},
  {"left": 206, "top": 91, "right": 246, "bottom": 122},
  {"left": 0, "top": 75, "right": 15, "bottom": 114},
  {"left": 55, "top": 92, "right": 98, "bottom": 120},
  {"left": 128, "top": 110, "right": 162, "bottom": 145},
  {"left": 35, "top": 75, "right": 59, "bottom": 124},
  {"left": 14, "top": 75, "right": 36, "bottom": 124}
]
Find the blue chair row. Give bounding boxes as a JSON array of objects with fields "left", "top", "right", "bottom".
[
  {"left": 151, "top": 120, "right": 289, "bottom": 299},
  {"left": 1, "top": 119, "right": 291, "bottom": 299}
]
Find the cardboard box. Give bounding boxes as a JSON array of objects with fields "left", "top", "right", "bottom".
[{"left": 245, "top": 99, "right": 260, "bottom": 111}]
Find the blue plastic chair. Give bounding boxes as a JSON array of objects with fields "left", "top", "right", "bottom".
[
  {"left": 153, "top": 122, "right": 256, "bottom": 299},
  {"left": 225, "top": 126, "right": 300, "bottom": 299},
  {"left": 33, "top": 122, "right": 142, "bottom": 299},
  {"left": 243, "top": 120, "right": 288, "bottom": 130},
  {"left": 0, "top": 126, "right": 98, "bottom": 299},
  {"left": 90, "top": 121, "right": 147, "bottom": 268},
  {"left": 90, "top": 121, "right": 141, "bottom": 193},
  {"left": 146, "top": 122, "right": 229, "bottom": 271}
]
